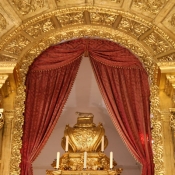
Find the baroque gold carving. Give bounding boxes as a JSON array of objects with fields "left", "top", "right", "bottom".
[
  {"left": 133, "top": 0, "right": 168, "bottom": 15},
  {"left": 4, "top": 35, "right": 30, "bottom": 56},
  {"left": 118, "top": 17, "right": 149, "bottom": 38},
  {"left": 90, "top": 12, "right": 117, "bottom": 26},
  {"left": 0, "top": 111, "right": 4, "bottom": 129},
  {"left": 143, "top": 32, "right": 170, "bottom": 55},
  {"left": 170, "top": 13, "right": 175, "bottom": 27},
  {"left": 46, "top": 170, "right": 119, "bottom": 175},
  {"left": 170, "top": 109, "right": 175, "bottom": 129},
  {"left": 25, "top": 19, "right": 55, "bottom": 38},
  {"left": 55, "top": 0, "right": 86, "bottom": 7},
  {"left": 158, "top": 53, "right": 175, "bottom": 62},
  {"left": 56, "top": 12, "right": 84, "bottom": 27},
  {"left": 0, "top": 13, "right": 6, "bottom": 31},
  {"left": 0, "top": 6, "right": 166, "bottom": 175},
  {"left": 0, "top": 6, "right": 174, "bottom": 54},
  {"left": 12, "top": 25, "right": 162, "bottom": 175},
  {"left": 11, "top": 0, "right": 45, "bottom": 15},
  {"left": 164, "top": 75, "right": 175, "bottom": 98},
  {"left": 10, "top": 85, "right": 25, "bottom": 175},
  {"left": 150, "top": 84, "right": 165, "bottom": 174}
]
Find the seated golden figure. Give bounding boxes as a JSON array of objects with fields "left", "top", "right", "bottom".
[{"left": 46, "top": 112, "right": 123, "bottom": 175}]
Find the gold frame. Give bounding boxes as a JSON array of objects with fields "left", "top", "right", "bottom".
[{"left": 0, "top": 6, "right": 173, "bottom": 175}]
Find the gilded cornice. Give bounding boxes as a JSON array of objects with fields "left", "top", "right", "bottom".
[{"left": 0, "top": 6, "right": 174, "bottom": 64}]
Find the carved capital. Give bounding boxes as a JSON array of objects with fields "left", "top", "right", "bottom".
[{"left": 4, "top": 110, "right": 14, "bottom": 123}]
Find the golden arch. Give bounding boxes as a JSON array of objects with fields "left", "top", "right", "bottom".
[{"left": 1, "top": 6, "right": 170, "bottom": 175}]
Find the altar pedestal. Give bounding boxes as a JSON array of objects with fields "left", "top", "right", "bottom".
[
  {"left": 46, "top": 170, "right": 122, "bottom": 175},
  {"left": 46, "top": 112, "right": 123, "bottom": 175}
]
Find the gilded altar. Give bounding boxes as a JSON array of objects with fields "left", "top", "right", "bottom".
[{"left": 46, "top": 112, "right": 122, "bottom": 175}]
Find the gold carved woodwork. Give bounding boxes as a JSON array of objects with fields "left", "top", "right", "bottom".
[
  {"left": 0, "top": 13, "right": 6, "bottom": 31},
  {"left": 132, "top": 0, "right": 168, "bottom": 15},
  {"left": 10, "top": 0, "right": 45, "bottom": 15},
  {"left": 170, "top": 13, "right": 175, "bottom": 27},
  {"left": 46, "top": 170, "right": 121, "bottom": 175},
  {"left": 170, "top": 109, "right": 175, "bottom": 130},
  {"left": 170, "top": 109, "right": 175, "bottom": 168},
  {"left": 0, "top": 6, "right": 171, "bottom": 175},
  {"left": 143, "top": 32, "right": 170, "bottom": 55},
  {"left": 56, "top": 12, "right": 84, "bottom": 27},
  {"left": 90, "top": 12, "right": 117, "bottom": 26},
  {"left": 25, "top": 19, "right": 55, "bottom": 38},
  {"left": 164, "top": 75, "right": 175, "bottom": 107},
  {"left": 0, "top": 111, "right": 4, "bottom": 129},
  {"left": 4, "top": 35, "right": 30, "bottom": 56},
  {"left": 118, "top": 17, "right": 149, "bottom": 38},
  {"left": 158, "top": 53, "right": 175, "bottom": 62}
]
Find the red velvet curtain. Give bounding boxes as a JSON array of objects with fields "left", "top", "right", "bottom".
[
  {"left": 20, "top": 41, "right": 85, "bottom": 175},
  {"left": 20, "top": 39, "right": 154, "bottom": 175},
  {"left": 88, "top": 40, "right": 154, "bottom": 175}
]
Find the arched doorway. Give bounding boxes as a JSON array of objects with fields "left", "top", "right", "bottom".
[{"left": 20, "top": 38, "right": 154, "bottom": 175}]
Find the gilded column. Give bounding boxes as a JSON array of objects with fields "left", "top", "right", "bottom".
[
  {"left": 170, "top": 108, "right": 175, "bottom": 173},
  {"left": 161, "top": 111, "right": 175, "bottom": 175},
  {"left": 0, "top": 111, "right": 14, "bottom": 175}
]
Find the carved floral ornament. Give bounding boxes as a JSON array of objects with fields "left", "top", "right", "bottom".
[
  {"left": 0, "top": 6, "right": 173, "bottom": 175},
  {"left": 0, "top": 111, "right": 4, "bottom": 129},
  {"left": 170, "top": 109, "right": 175, "bottom": 129}
]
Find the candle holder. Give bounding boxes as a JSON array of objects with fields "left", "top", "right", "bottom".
[{"left": 83, "top": 168, "right": 86, "bottom": 170}]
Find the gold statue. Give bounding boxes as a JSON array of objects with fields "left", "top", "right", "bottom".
[
  {"left": 61, "top": 112, "right": 108, "bottom": 152},
  {"left": 46, "top": 112, "right": 123, "bottom": 175}
]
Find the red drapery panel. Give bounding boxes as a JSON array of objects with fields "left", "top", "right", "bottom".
[
  {"left": 20, "top": 39, "right": 154, "bottom": 175},
  {"left": 88, "top": 39, "right": 154, "bottom": 175},
  {"left": 20, "top": 40, "right": 85, "bottom": 175}
]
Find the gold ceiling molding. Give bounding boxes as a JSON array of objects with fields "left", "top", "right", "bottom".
[
  {"left": 0, "top": 6, "right": 174, "bottom": 62},
  {"left": 0, "top": 6, "right": 167, "bottom": 175},
  {"left": 132, "top": 0, "right": 169, "bottom": 15},
  {"left": 10, "top": 0, "right": 46, "bottom": 16},
  {"left": 170, "top": 13, "right": 175, "bottom": 27},
  {"left": 0, "top": 13, "right": 6, "bottom": 31}
]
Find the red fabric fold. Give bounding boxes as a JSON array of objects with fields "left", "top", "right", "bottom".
[
  {"left": 90, "top": 58, "right": 154, "bottom": 175},
  {"left": 20, "top": 38, "right": 154, "bottom": 175},
  {"left": 20, "top": 57, "right": 82, "bottom": 175}
]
